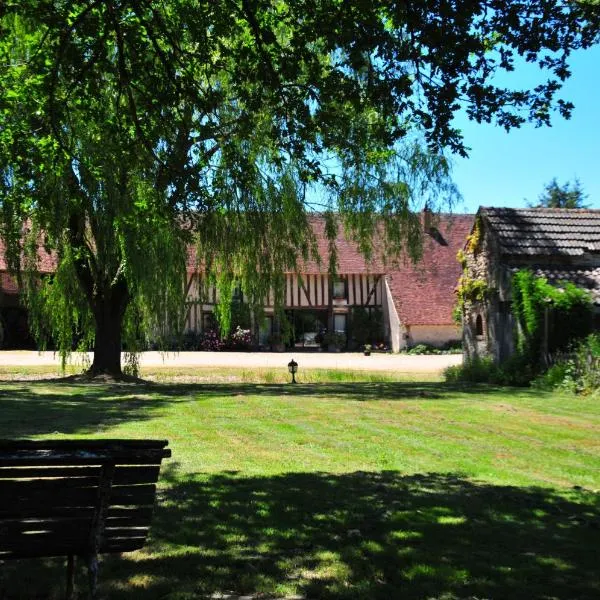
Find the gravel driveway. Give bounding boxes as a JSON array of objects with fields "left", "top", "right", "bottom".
[{"left": 0, "top": 351, "right": 461, "bottom": 373}]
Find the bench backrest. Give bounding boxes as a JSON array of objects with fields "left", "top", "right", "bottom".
[{"left": 0, "top": 439, "right": 171, "bottom": 560}]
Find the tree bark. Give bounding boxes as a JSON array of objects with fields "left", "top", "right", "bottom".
[{"left": 88, "top": 282, "right": 129, "bottom": 378}]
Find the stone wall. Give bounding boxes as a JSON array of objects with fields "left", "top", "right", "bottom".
[{"left": 459, "top": 215, "right": 496, "bottom": 361}]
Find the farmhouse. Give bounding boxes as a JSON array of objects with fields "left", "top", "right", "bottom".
[
  {"left": 0, "top": 213, "right": 473, "bottom": 351},
  {"left": 184, "top": 214, "right": 473, "bottom": 351},
  {"left": 460, "top": 207, "right": 600, "bottom": 363}
]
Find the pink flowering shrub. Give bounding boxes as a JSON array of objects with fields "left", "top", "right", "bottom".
[
  {"left": 197, "top": 326, "right": 253, "bottom": 351},
  {"left": 226, "top": 326, "right": 253, "bottom": 350},
  {"left": 199, "top": 329, "right": 225, "bottom": 351}
]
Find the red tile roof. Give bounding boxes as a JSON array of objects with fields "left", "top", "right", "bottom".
[
  {"left": 385, "top": 215, "right": 474, "bottom": 325},
  {"left": 183, "top": 216, "right": 388, "bottom": 274},
  {"left": 0, "top": 237, "right": 56, "bottom": 296},
  {"left": 0, "top": 238, "right": 56, "bottom": 273},
  {"left": 0, "top": 273, "right": 18, "bottom": 295},
  {"left": 296, "top": 215, "right": 386, "bottom": 274}
]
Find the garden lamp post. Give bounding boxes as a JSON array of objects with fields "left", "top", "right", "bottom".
[{"left": 288, "top": 358, "right": 298, "bottom": 384}]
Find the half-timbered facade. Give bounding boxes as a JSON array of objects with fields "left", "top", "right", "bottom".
[{"left": 183, "top": 271, "right": 386, "bottom": 348}]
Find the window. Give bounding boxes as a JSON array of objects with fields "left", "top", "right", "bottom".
[
  {"left": 203, "top": 312, "right": 217, "bottom": 332},
  {"left": 258, "top": 316, "right": 273, "bottom": 346},
  {"left": 232, "top": 286, "right": 243, "bottom": 302},
  {"left": 332, "top": 277, "right": 347, "bottom": 299},
  {"left": 475, "top": 314, "right": 484, "bottom": 337},
  {"left": 334, "top": 313, "right": 347, "bottom": 333}
]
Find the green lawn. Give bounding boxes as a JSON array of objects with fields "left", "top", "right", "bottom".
[{"left": 0, "top": 369, "right": 598, "bottom": 599}]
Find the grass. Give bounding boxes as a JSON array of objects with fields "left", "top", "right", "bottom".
[
  {"left": 0, "top": 368, "right": 598, "bottom": 599},
  {"left": 0, "top": 365, "right": 443, "bottom": 383}
]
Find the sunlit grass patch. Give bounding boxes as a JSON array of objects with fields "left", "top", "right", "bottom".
[{"left": 143, "top": 366, "right": 440, "bottom": 384}]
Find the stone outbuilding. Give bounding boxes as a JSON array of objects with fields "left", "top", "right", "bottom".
[{"left": 460, "top": 207, "right": 600, "bottom": 363}]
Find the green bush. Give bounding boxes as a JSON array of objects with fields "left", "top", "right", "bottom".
[
  {"left": 407, "top": 343, "right": 441, "bottom": 355},
  {"left": 531, "top": 363, "right": 573, "bottom": 392},
  {"left": 531, "top": 334, "right": 600, "bottom": 395},
  {"left": 405, "top": 341, "right": 461, "bottom": 355},
  {"left": 440, "top": 340, "right": 463, "bottom": 354},
  {"left": 566, "top": 333, "right": 600, "bottom": 394},
  {"left": 350, "top": 307, "right": 384, "bottom": 347},
  {"left": 444, "top": 354, "right": 534, "bottom": 387},
  {"left": 323, "top": 331, "right": 347, "bottom": 349},
  {"left": 444, "top": 357, "right": 499, "bottom": 383}
]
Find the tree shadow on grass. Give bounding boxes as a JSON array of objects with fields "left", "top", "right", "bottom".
[
  {"left": 0, "top": 384, "right": 179, "bottom": 438},
  {"left": 2, "top": 468, "right": 598, "bottom": 599},
  {"left": 151, "top": 380, "right": 536, "bottom": 403},
  {"left": 0, "top": 379, "right": 540, "bottom": 441}
]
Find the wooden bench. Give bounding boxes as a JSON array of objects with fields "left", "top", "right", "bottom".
[{"left": 0, "top": 439, "right": 171, "bottom": 599}]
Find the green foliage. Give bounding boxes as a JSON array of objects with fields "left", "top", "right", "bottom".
[
  {"left": 1, "top": 1, "right": 598, "bottom": 374},
  {"left": 323, "top": 331, "right": 347, "bottom": 349},
  {"left": 213, "top": 289, "right": 252, "bottom": 338},
  {"left": 459, "top": 277, "right": 489, "bottom": 302},
  {"left": 405, "top": 341, "right": 462, "bottom": 355},
  {"left": 454, "top": 216, "right": 488, "bottom": 324},
  {"left": 25, "top": 249, "right": 95, "bottom": 369},
  {"left": 407, "top": 343, "right": 440, "bottom": 355},
  {"left": 533, "top": 334, "right": 600, "bottom": 395},
  {"left": 531, "top": 178, "right": 589, "bottom": 208},
  {"left": 350, "top": 307, "right": 383, "bottom": 346},
  {"left": 451, "top": 303, "right": 463, "bottom": 325},
  {"left": 464, "top": 216, "right": 483, "bottom": 254},
  {"left": 512, "top": 269, "right": 593, "bottom": 364},
  {"left": 532, "top": 362, "right": 574, "bottom": 392},
  {"left": 350, "top": 307, "right": 372, "bottom": 346},
  {"left": 444, "top": 354, "right": 535, "bottom": 387},
  {"left": 454, "top": 276, "right": 489, "bottom": 324},
  {"left": 571, "top": 334, "right": 600, "bottom": 394},
  {"left": 444, "top": 358, "right": 498, "bottom": 384}
]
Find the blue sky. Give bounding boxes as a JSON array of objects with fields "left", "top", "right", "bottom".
[{"left": 450, "top": 44, "right": 600, "bottom": 214}]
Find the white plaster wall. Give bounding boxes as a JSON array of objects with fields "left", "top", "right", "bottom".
[
  {"left": 408, "top": 325, "right": 462, "bottom": 348},
  {"left": 383, "top": 279, "right": 402, "bottom": 352}
]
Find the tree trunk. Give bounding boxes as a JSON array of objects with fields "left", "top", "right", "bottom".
[
  {"left": 67, "top": 209, "right": 131, "bottom": 379},
  {"left": 88, "top": 284, "right": 129, "bottom": 378}
]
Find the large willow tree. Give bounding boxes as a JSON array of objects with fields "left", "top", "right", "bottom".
[{"left": 0, "top": 1, "right": 598, "bottom": 377}]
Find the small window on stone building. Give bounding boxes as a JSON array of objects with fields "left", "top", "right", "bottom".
[{"left": 475, "top": 314, "right": 484, "bottom": 337}]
